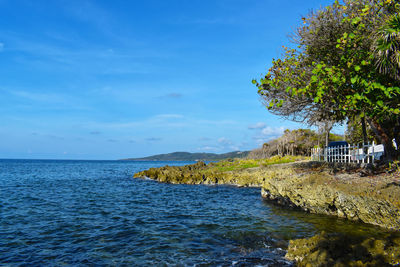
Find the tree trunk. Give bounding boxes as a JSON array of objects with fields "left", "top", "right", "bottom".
[
  {"left": 361, "top": 116, "right": 368, "bottom": 154},
  {"left": 394, "top": 116, "right": 400, "bottom": 151},
  {"left": 325, "top": 130, "right": 329, "bottom": 147},
  {"left": 361, "top": 116, "right": 368, "bottom": 145},
  {"left": 367, "top": 118, "right": 397, "bottom": 161}
]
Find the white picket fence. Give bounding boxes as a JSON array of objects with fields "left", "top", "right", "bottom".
[{"left": 311, "top": 141, "right": 384, "bottom": 164}]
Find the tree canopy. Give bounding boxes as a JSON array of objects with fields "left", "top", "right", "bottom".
[{"left": 254, "top": 0, "right": 400, "bottom": 160}]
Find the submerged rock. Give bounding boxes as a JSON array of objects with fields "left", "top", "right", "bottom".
[
  {"left": 134, "top": 159, "right": 400, "bottom": 266},
  {"left": 135, "top": 160, "right": 400, "bottom": 230},
  {"left": 286, "top": 231, "right": 400, "bottom": 266},
  {"left": 134, "top": 160, "right": 271, "bottom": 187}
]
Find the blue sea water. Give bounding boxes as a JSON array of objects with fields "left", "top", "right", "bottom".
[{"left": 0, "top": 159, "right": 389, "bottom": 266}]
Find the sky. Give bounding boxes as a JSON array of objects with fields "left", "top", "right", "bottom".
[{"left": 0, "top": 0, "right": 338, "bottom": 160}]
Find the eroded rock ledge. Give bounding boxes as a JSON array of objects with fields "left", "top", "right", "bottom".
[
  {"left": 261, "top": 162, "right": 400, "bottom": 231},
  {"left": 285, "top": 231, "right": 400, "bottom": 266},
  {"left": 134, "top": 160, "right": 400, "bottom": 230},
  {"left": 134, "top": 160, "right": 400, "bottom": 266}
]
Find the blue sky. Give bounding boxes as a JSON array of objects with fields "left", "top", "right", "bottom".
[{"left": 0, "top": 0, "right": 337, "bottom": 160}]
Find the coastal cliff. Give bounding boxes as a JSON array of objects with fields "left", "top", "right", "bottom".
[
  {"left": 134, "top": 158, "right": 400, "bottom": 266},
  {"left": 133, "top": 156, "right": 304, "bottom": 187},
  {"left": 134, "top": 159, "right": 400, "bottom": 230},
  {"left": 261, "top": 162, "right": 400, "bottom": 231}
]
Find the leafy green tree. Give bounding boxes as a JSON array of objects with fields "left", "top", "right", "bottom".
[
  {"left": 254, "top": 0, "right": 400, "bottom": 160},
  {"left": 373, "top": 13, "right": 400, "bottom": 79},
  {"left": 345, "top": 116, "right": 376, "bottom": 144}
]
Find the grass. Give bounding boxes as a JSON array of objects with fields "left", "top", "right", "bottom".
[{"left": 210, "top": 155, "right": 308, "bottom": 172}]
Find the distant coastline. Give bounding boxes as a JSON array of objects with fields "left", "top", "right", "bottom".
[{"left": 121, "top": 151, "right": 249, "bottom": 161}]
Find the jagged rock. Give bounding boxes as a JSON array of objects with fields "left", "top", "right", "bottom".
[
  {"left": 135, "top": 160, "right": 400, "bottom": 230},
  {"left": 261, "top": 167, "right": 400, "bottom": 230},
  {"left": 286, "top": 231, "right": 400, "bottom": 266},
  {"left": 134, "top": 160, "right": 400, "bottom": 266}
]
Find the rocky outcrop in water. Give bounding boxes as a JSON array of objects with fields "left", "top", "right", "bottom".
[
  {"left": 134, "top": 160, "right": 400, "bottom": 266},
  {"left": 135, "top": 161, "right": 400, "bottom": 230},
  {"left": 261, "top": 162, "right": 400, "bottom": 231},
  {"left": 286, "top": 231, "right": 400, "bottom": 266},
  {"left": 134, "top": 161, "right": 281, "bottom": 187}
]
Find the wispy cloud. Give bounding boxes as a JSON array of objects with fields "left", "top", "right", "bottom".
[
  {"left": 174, "top": 17, "right": 237, "bottom": 25},
  {"left": 157, "top": 92, "right": 183, "bottom": 99},
  {"left": 154, "top": 114, "right": 184, "bottom": 119},
  {"left": 2, "top": 88, "right": 90, "bottom": 111},
  {"left": 261, "top": 126, "right": 285, "bottom": 136},
  {"left": 0, "top": 42, "right": 4, "bottom": 52},
  {"left": 248, "top": 122, "right": 266, "bottom": 130},
  {"left": 146, "top": 137, "right": 162, "bottom": 142},
  {"left": 85, "top": 115, "right": 233, "bottom": 131},
  {"left": 197, "top": 146, "right": 218, "bottom": 152},
  {"left": 252, "top": 126, "right": 285, "bottom": 145},
  {"left": 89, "top": 131, "right": 101, "bottom": 135},
  {"left": 11, "top": 90, "right": 66, "bottom": 103},
  {"left": 218, "top": 137, "right": 233, "bottom": 146},
  {"left": 47, "top": 134, "right": 64, "bottom": 140}
]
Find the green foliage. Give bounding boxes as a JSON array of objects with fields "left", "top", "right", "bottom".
[
  {"left": 248, "top": 128, "right": 343, "bottom": 159},
  {"left": 211, "top": 156, "right": 306, "bottom": 172},
  {"left": 254, "top": 0, "right": 400, "bottom": 159},
  {"left": 345, "top": 117, "right": 376, "bottom": 144},
  {"left": 124, "top": 151, "right": 249, "bottom": 161},
  {"left": 260, "top": 155, "right": 307, "bottom": 166},
  {"left": 213, "top": 159, "right": 259, "bottom": 172}
]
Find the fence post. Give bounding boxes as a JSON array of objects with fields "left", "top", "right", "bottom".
[
  {"left": 372, "top": 141, "right": 375, "bottom": 164},
  {"left": 362, "top": 143, "right": 365, "bottom": 163},
  {"left": 368, "top": 141, "right": 371, "bottom": 164},
  {"left": 319, "top": 147, "right": 321, "bottom": 161},
  {"left": 347, "top": 143, "right": 350, "bottom": 163}
]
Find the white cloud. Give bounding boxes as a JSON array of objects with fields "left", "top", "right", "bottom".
[
  {"left": 154, "top": 114, "right": 184, "bottom": 119},
  {"left": 146, "top": 137, "right": 162, "bottom": 142},
  {"left": 248, "top": 122, "right": 266, "bottom": 130},
  {"left": 261, "top": 126, "right": 285, "bottom": 136},
  {"left": 11, "top": 90, "right": 66, "bottom": 103},
  {"left": 198, "top": 146, "right": 218, "bottom": 152},
  {"left": 218, "top": 137, "right": 233, "bottom": 145},
  {"left": 157, "top": 93, "right": 183, "bottom": 99},
  {"left": 252, "top": 126, "right": 286, "bottom": 145}
]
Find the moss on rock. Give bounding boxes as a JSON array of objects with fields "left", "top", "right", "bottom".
[
  {"left": 134, "top": 159, "right": 400, "bottom": 266},
  {"left": 261, "top": 162, "right": 400, "bottom": 230},
  {"left": 286, "top": 231, "right": 400, "bottom": 266}
]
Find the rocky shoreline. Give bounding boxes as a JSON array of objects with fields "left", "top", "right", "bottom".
[{"left": 134, "top": 159, "right": 400, "bottom": 266}]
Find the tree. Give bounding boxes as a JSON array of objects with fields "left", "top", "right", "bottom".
[
  {"left": 345, "top": 115, "right": 376, "bottom": 144},
  {"left": 373, "top": 13, "right": 400, "bottom": 79},
  {"left": 254, "top": 0, "right": 400, "bottom": 160},
  {"left": 247, "top": 128, "right": 339, "bottom": 159}
]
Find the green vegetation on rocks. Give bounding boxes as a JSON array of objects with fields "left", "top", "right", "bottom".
[
  {"left": 134, "top": 158, "right": 400, "bottom": 266},
  {"left": 134, "top": 156, "right": 306, "bottom": 186},
  {"left": 262, "top": 162, "right": 400, "bottom": 230},
  {"left": 254, "top": 0, "right": 400, "bottom": 160},
  {"left": 123, "top": 151, "right": 249, "bottom": 161},
  {"left": 134, "top": 158, "right": 400, "bottom": 230},
  {"left": 286, "top": 231, "right": 400, "bottom": 266}
]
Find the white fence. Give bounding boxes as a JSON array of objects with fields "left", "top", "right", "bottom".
[{"left": 311, "top": 142, "right": 384, "bottom": 164}]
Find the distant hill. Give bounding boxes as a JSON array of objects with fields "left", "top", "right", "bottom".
[{"left": 122, "top": 151, "right": 249, "bottom": 161}]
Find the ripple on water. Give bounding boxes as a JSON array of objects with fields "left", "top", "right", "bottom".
[{"left": 0, "top": 159, "right": 392, "bottom": 266}]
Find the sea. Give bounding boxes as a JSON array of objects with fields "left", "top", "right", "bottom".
[{"left": 0, "top": 159, "right": 389, "bottom": 266}]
